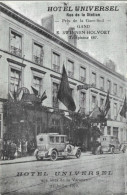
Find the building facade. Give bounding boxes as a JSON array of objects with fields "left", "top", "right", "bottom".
[{"left": 0, "top": 3, "right": 127, "bottom": 146}]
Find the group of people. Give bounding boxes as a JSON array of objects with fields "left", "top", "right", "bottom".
[
  {"left": 0, "top": 139, "right": 16, "bottom": 160},
  {"left": 0, "top": 138, "right": 36, "bottom": 160}
]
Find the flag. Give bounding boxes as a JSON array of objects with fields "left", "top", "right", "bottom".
[
  {"left": 17, "top": 90, "right": 23, "bottom": 101},
  {"left": 120, "top": 96, "right": 127, "bottom": 118},
  {"left": 13, "top": 87, "right": 17, "bottom": 101},
  {"left": 9, "top": 91, "right": 14, "bottom": 100},
  {"left": 31, "top": 86, "right": 38, "bottom": 96},
  {"left": 103, "top": 91, "right": 110, "bottom": 116},
  {"left": 57, "top": 65, "right": 76, "bottom": 111},
  {"left": 41, "top": 91, "right": 47, "bottom": 102}
]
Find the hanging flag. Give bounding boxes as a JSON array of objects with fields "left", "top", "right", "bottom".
[
  {"left": 31, "top": 86, "right": 38, "bottom": 96},
  {"left": 9, "top": 91, "right": 14, "bottom": 100},
  {"left": 17, "top": 90, "right": 23, "bottom": 101},
  {"left": 57, "top": 65, "right": 76, "bottom": 111},
  {"left": 41, "top": 91, "right": 47, "bottom": 102},
  {"left": 13, "top": 87, "right": 17, "bottom": 101},
  {"left": 103, "top": 91, "right": 110, "bottom": 116},
  {"left": 120, "top": 96, "right": 127, "bottom": 118}
]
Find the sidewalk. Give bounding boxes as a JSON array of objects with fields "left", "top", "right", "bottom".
[{"left": 0, "top": 151, "right": 92, "bottom": 165}]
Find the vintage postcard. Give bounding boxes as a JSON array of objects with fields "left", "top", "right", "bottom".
[{"left": 0, "top": 1, "right": 127, "bottom": 195}]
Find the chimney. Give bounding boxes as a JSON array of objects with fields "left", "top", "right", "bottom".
[
  {"left": 41, "top": 15, "right": 54, "bottom": 33},
  {"left": 67, "top": 27, "right": 77, "bottom": 47}
]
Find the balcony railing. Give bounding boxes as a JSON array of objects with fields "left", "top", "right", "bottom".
[
  {"left": 33, "top": 55, "right": 43, "bottom": 65},
  {"left": 53, "top": 64, "right": 60, "bottom": 73},
  {"left": 80, "top": 76, "right": 86, "bottom": 83},
  {"left": 10, "top": 46, "right": 22, "bottom": 57},
  {"left": 68, "top": 71, "right": 74, "bottom": 78}
]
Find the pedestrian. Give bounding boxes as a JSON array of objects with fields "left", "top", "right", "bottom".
[{"left": 0, "top": 139, "right": 4, "bottom": 160}]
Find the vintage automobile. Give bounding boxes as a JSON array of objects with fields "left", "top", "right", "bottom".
[
  {"left": 34, "top": 133, "right": 81, "bottom": 161},
  {"left": 100, "top": 135, "right": 120, "bottom": 154}
]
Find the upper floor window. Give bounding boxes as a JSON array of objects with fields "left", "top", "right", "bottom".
[
  {"left": 91, "top": 72, "right": 96, "bottom": 87},
  {"left": 119, "top": 86, "right": 123, "bottom": 97},
  {"left": 10, "top": 30, "right": 22, "bottom": 57},
  {"left": 33, "top": 42, "right": 44, "bottom": 65},
  {"left": 33, "top": 76, "right": 42, "bottom": 96},
  {"left": 100, "top": 98, "right": 104, "bottom": 107},
  {"left": 80, "top": 67, "right": 86, "bottom": 83},
  {"left": 52, "top": 82, "right": 59, "bottom": 108},
  {"left": 107, "top": 126, "right": 111, "bottom": 135},
  {"left": 107, "top": 80, "right": 111, "bottom": 93},
  {"left": 67, "top": 60, "right": 74, "bottom": 78},
  {"left": 80, "top": 92, "right": 86, "bottom": 113},
  {"left": 52, "top": 52, "right": 60, "bottom": 73},
  {"left": 113, "top": 83, "right": 117, "bottom": 95},
  {"left": 10, "top": 68, "right": 21, "bottom": 93},
  {"left": 114, "top": 103, "right": 117, "bottom": 119},
  {"left": 100, "top": 77, "right": 104, "bottom": 90},
  {"left": 92, "top": 95, "right": 96, "bottom": 110}
]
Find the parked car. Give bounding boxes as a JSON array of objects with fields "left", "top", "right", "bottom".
[
  {"left": 34, "top": 133, "right": 81, "bottom": 161},
  {"left": 120, "top": 142, "right": 127, "bottom": 153},
  {"left": 100, "top": 135, "right": 120, "bottom": 154}
]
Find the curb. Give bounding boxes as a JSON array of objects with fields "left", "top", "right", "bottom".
[{"left": 0, "top": 152, "right": 92, "bottom": 165}]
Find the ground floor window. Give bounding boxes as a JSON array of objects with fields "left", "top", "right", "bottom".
[
  {"left": 107, "top": 126, "right": 111, "bottom": 135},
  {"left": 113, "top": 127, "right": 118, "bottom": 138}
]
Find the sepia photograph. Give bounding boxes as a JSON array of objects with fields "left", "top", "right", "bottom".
[{"left": 0, "top": 1, "right": 127, "bottom": 195}]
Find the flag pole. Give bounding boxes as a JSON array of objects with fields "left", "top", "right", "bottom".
[{"left": 116, "top": 95, "right": 125, "bottom": 120}]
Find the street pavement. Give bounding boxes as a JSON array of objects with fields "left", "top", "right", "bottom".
[{"left": 0, "top": 152, "right": 127, "bottom": 195}]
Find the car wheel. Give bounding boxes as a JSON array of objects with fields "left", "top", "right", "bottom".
[
  {"left": 50, "top": 150, "right": 58, "bottom": 161},
  {"left": 76, "top": 149, "right": 81, "bottom": 158}
]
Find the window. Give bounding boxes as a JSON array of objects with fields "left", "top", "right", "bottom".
[
  {"left": 70, "top": 88, "right": 74, "bottom": 98},
  {"left": 113, "top": 127, "right": 118, "bottom": 138},
  {"left": 91, "top": 72, "right": 96, "bottom": 87},
  {"left": 107, "top": 126, "right": 111, "bottom": 135},
  {"left": 10, "top": 30, "right": 22, "bottom": 57},
  {"left": 10, "top": 68, "right": 21, "bottom": 92},
  {"left": 114, "top": 103, "right": 117, "bottom": 119},
  {"left": 107, "top": 80, "right": 111, "bottom": 93},
  {"left": 33, "top": 43, "right": 44, "bottom": 65},
  {"left": 113, "top": 84, "right": 117, "bottom": 95},
  {"left": 119, "top": 86, "right": 123, "bottom": 97},
  {"left": 56, "top": 137, "right": 59, "bottom": 143},
  {"left": 67, "top": 60, "right": 74, "bottom": 78},
  {"left": 100, "top": 98, "right": 104, "bottom": 110},
  {"left": 33, "top": 76, "right": 42, "bottom": 95},
  {"left": 50, "top": 137, "right": 54, "bottom": 143},
  {"left": 100, "top": 77, "right": 104, "bottom": 90},
  {"left": 80, "top": 67, "right": 86, "bottom": 83},
  {"left": 92, "top": 95, "right": 96, "bottom": 110},
  {"left": 80, "top": 92, "right": 86, "bottom": 113},
  {"left": 52, "top": 52, "right": 60, "bottom": 72},
  {"left": 52, "top": 83, "right": 59, "bottom": 108},
  {"left": 61, "top": 137, "right": 64, "bottom": 143}
]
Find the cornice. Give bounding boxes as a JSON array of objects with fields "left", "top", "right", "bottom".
[
  {"left": 30, "top": 67, "right": 46, "bottom": 74},
  {"left": 50, "top": 74, "right": 77, "bottom": 86},
  {"left": 0, "top": 3, "right": 126, "bottom": 82},
  {"left": 7, "top": 58, "right": 26, "bottom": 67}
]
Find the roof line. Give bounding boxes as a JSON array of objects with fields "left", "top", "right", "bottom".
[{"left": 0, "top": 2, "right": 126, "bottom": 81}]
